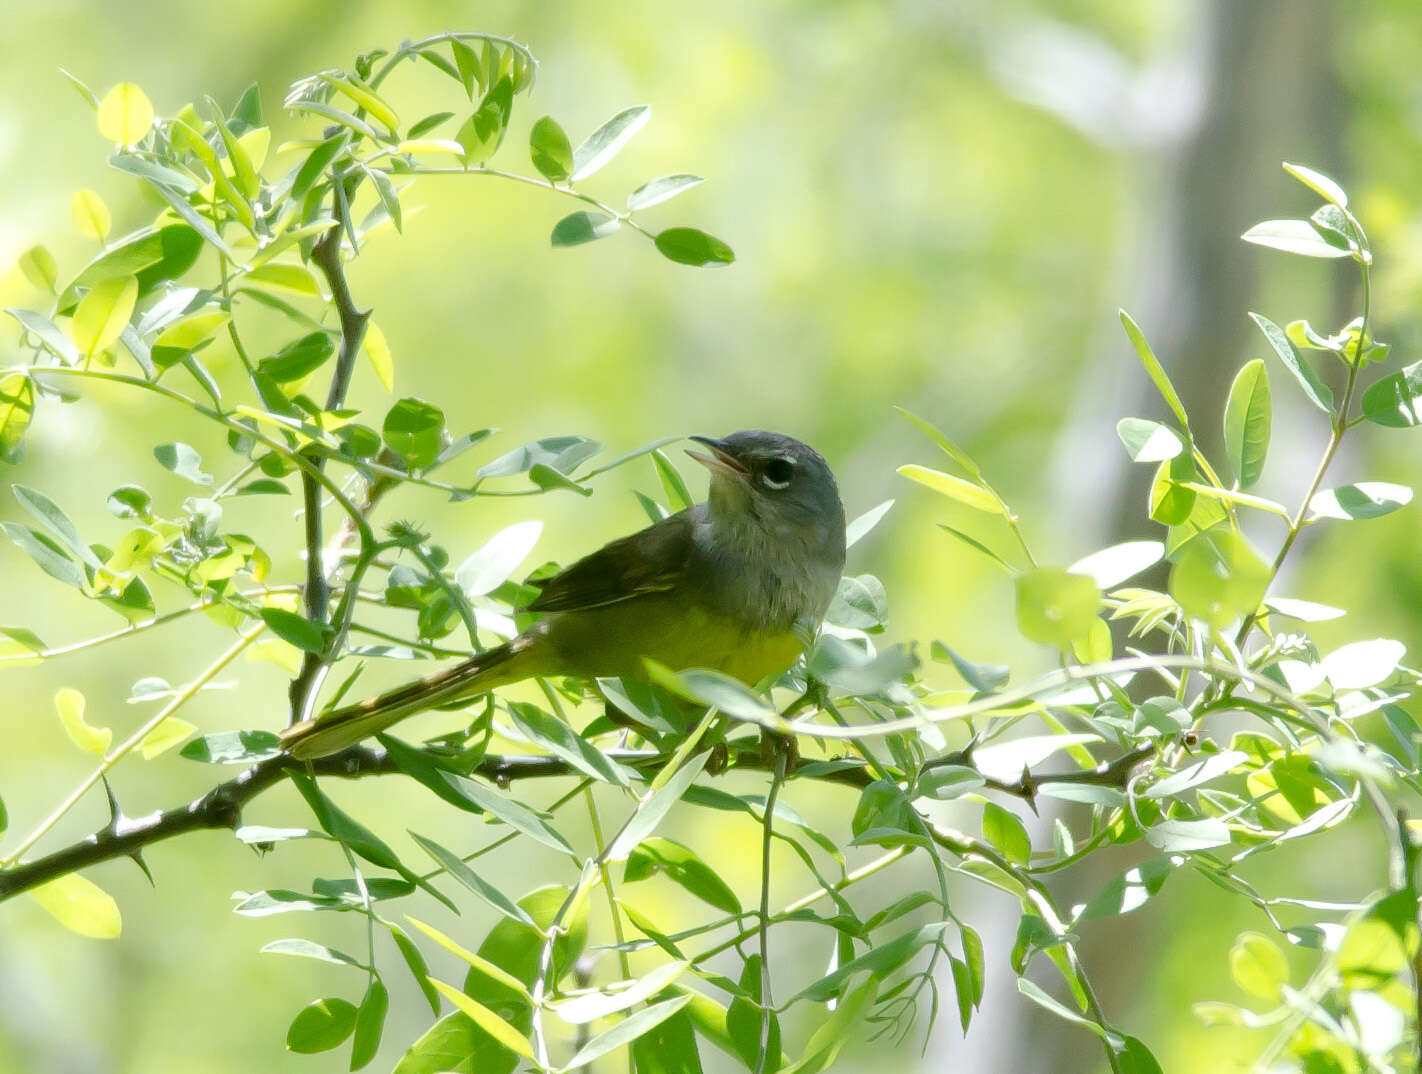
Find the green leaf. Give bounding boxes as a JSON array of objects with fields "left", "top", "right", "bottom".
[
  {"left": 139, "top": 717, "right": 196, "bottom": 759},
  {"left": 455, "top": 521, "right": 542, "bottom": 597},
  {"left": 1017, "top": 979, "right": 1120, "bottom": 1045},
  {"left": 561, "top": 996, "right": 692, "bottom": 1072},
  {"left": 30, "top": 872, "right": 122, "bottom": 938},
  {"left": 552, "top": 961, "right": 690, "bottom": 1025},
  {"left": 1169, "top": 530, "right": 1269, "bottom": 629},
  {"left": 71, "top": 189, "right": 111, "bottom": 242},
  {"left": 18, "top": 245, "right": 58, "bottom": 292},
  {"left": 1145, "top": 817, "right": 1231, "bottom": 852},
  {"left": 1144, "top": 750, "right": 1248, "bottom": 798},
  {"left": 1148, "top": 455, "right": 1197, "bottom": 526},
  {"left": 12, "top": 485, "right": 101, "bottom": 569},
  {"left": 261, "top": 938, "right": 363, "bottom": 968},
  {"left": 258, "top": 331, "right": 335, "bottom": 383},
  {"left": 550, "top": 211, "right": 620, "bottom": 247},
  {"left": 428, "top": 979, "right": 534, "bottom": 1061},
  {"left": 652, "top": 448, "right": 693, "bottom": 511},
  {"left": 72, "top": 276, "right": 138, "bottom": 359},
  {"left": 982, "top": 802, "right": 1031, "bottom": 863},
  {"left": 451, "top": 39, "right": 482, "bottom": 96},
  {"left": 1116, "top": 418, "right": 1183, "bottom": 462},
  {"left": 180, "top": 729, "right": 282, "bottom": 763},
  {"left": 260, "top": 608, "right": 328, "bottom": 654},
  {"left": 653, "top": 227, "right": 735, "bottom": 266},
  {"left": 571, "top": 105, "right": 651, "bottom": 181},
  {"left": 410, "top": 832, "right": 535, "bottom": 926},
  {"left": 0, "top": 374, "right": 35, "bottom": 463},
  {"left": 845, "top": 499, "right": 894, "bottom": 549},
  {"left": 0, "top": 522, "right": 84, "bottom": 587},
  {"left": 629, "top": 1007, "right": 702, "bottom": 1074},
  {"left": 1014, "top": 567, "right": 1101, "bottom": 648},
  {"left": 607, "top": 753, "right": 710, "bottom": 862},
  {"left": 1309, "top": 482, "right": 1412, "bottom": 521},
  {"left": 1322, "top": 639, "right": 1405, "bottom": 690},
  {"left": 478, "top": 435, "right": 598, "bottom": 478},
  {"left": 1223, "top": 359, "right": 1271, "bottom": 488},
  {"left": 1120, "top": 311, "right": 1189, "bottom": 430},
  {"left": 58, "top": 225, "right": 203, "bottom": 313},
  {"left": 153, "top": 441, "right": 213, "bottom": 486},
  {"left": 55, "top": 687, "right": 111, "bottom": 756},
  {"left": 405, "top": 917, "right": 532, "bottom": 1002},
  {"left": 407, "top": 112, "right": 455, "bottom": 139},
  {"left": 7, "top": 309, "right": 80, "bottom": 366},
  {"left": 898, "top": 464, "right": 1001, "bottom": 513},
  {"left": 1250, "top": 313, "right": 1334, "bottom": 413},
  {"left": 108, "top": 152, "right": 200, "bottom": 194},
  {"left": 1362, "top": 361, "right": 1422, "bottom": 428},
  {"left": 1282, "top": 161, "right": 1348, "bottom": 207},
  {"left": 1229, "top": 931, "right": 1289, "bottom": 1000},
  {"left": 507, "top": 702, "right": 632, "bottom": 786},
  {"left": 1241, "top": 219, "right": 1351, "bottom": 258},
  {"left": 97, "top": 82, "right": 154, "bottom": 145},
  {"left": 794, "top": 923, "right": 951, "bottom": 1003},
  {"left": 383, "top": 397, "right": 446, "bottom": 469},
  {"left": 350, "top": 978, "right": 390, "bottom": 1070},
  {"left": 286, "top": 998, "right": 358, "bottom": 1053},
  {"left": 1067, "top": 541, "right": 1163, "bottom": 589},
  {"left": 292, "top": 131, "right": 350, "bottom": 200},
  {"left": 627, "top": 175, "right": 705, "bottom": 211},
  {"left": 435, "top": 771, "right": 575, "bottom": 854},
  {"left": 363, "top": 320, "right": 395, "bottom": 392},
  {"left": 625, "top": 837, "right": 741, "bottom": 915},
  {"left": 386, "top": 922, "right": 441, "bottom": 1016},
  {"left": 529, "top": 116, "right": 573, "bottom": 181}
]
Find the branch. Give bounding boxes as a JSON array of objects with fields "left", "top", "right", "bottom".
[
  {"left": 0, "top": 730, "right": 1160, "bottom": 904},
  {"left": 288, "top": 190, "right": 373, "bottom": 726}
]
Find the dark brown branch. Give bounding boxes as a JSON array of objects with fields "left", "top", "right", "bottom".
[
  {"left": 0, "top": 732, "right": 1160, "bottom": 904},
  {"left": 288, "top": 195, "right": 373, "bottom": 726}
]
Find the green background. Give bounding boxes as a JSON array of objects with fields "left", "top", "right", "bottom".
[{"left": 2, "top": 1, "right": 1421, "bottom": 1071}]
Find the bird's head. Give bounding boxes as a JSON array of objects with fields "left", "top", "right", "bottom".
[{"left": 687, "top": 431, "right": 846, "bottom": 565}]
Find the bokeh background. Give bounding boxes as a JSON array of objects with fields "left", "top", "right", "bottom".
[{"left": 2, "top": 1, "right": 1422, "bottom": 1071}]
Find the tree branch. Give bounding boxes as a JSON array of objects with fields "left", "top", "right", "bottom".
[
  {"left": 288, "top": 189, "right": 373, "bottom": 726},
  {"left": 0, "top": 731, "right": 1160, "bottom": 904}
]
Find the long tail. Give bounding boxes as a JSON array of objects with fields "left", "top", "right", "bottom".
[{"left": 279, "top": 635, "right": 540, "bottom": 760}]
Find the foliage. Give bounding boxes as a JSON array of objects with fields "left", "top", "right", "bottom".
[{"left": 1, "top": 34, "right": 1421, "bottom": 1074}]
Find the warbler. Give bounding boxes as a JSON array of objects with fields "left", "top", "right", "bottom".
[{"left": 279, "top": 431, "right": 846, "bottom": 759}]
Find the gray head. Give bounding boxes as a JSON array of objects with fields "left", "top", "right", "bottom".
[{"left": 687, "top": 430, "right": 847, "bottom": 575}]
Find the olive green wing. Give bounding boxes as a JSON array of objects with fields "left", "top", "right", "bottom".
[{"left": 526, "top": 508, "right": 696, "bottom": 613}]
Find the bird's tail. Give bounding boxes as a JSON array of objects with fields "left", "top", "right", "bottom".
[{"left": 279, "top": 635, "right": 542, "bottom": 760}]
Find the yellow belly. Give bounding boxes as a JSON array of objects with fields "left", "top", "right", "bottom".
[{"left": 539, "top": 593, "right": 806, "bottom": 687}]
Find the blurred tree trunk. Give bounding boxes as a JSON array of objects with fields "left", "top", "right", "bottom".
[
  {"left": 1054, "top": 0, "right": 1346, "bottom": 1070},
  {"left": 953, "top": 2, "right": 1346, "bottom": 1071}
]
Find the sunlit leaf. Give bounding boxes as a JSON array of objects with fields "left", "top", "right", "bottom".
[
  {"left": 1014, "top": 567, "right": 1101, "bottom": 648},
  {"left": 571, "top": 105, "right": 650, "bottom": 181},
  {"left": 71, "top": 276, "right": 138, "bottom": 359},
  {"left": 29, "top": 872, "right": 122, "bottom": 939},
  {"left": 55, "top": 687, "right": 110, "bottom": 756},
  {"left": 898, "top": 464, "right": 1001, "bottom": 513},
  {"left": 97, "top": 82, "right": 154, "bottom": 145},
  {"left": 529, "top": 116, "right": 573, "bottom": 182},
  {"left": 71, "top": 189, "right": 111, "bottom": 242},
  {"left": 627, "top": 174, "right": 704, "bottom": 211},
  {"left": 1223, "top": 359, "right": 1270, "bottom": 488},
  {"left": 1309, "top": 482, "right": 1412, "bottom": 521}
]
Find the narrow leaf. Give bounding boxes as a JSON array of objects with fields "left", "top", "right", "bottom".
[{"left": 571, "top": 105, "right": 651, "bottom": 181}]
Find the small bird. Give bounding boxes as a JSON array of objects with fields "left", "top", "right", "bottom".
[{"left": 280, "top": 431, "right": 847, "bottom": 759}]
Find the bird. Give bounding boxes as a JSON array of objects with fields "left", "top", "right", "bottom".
[{"left": 279, "top": 431, "right": 847, "bottom": 759}]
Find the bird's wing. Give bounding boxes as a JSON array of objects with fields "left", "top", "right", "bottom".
[{"left": 526, "top": 507, "right": 697, "bottom": 613}]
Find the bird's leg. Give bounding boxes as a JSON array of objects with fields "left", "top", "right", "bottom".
[{"left": 758, "top": 727, "right": 799, "bottom": 773}]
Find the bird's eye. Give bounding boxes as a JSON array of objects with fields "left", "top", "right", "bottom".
[{"left": 761, "top": 458, "right": 795, "bottom": 489}]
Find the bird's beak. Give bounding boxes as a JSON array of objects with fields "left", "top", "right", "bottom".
[{"left": 686, "top": 436, "right": 749, "bottom": 479}]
